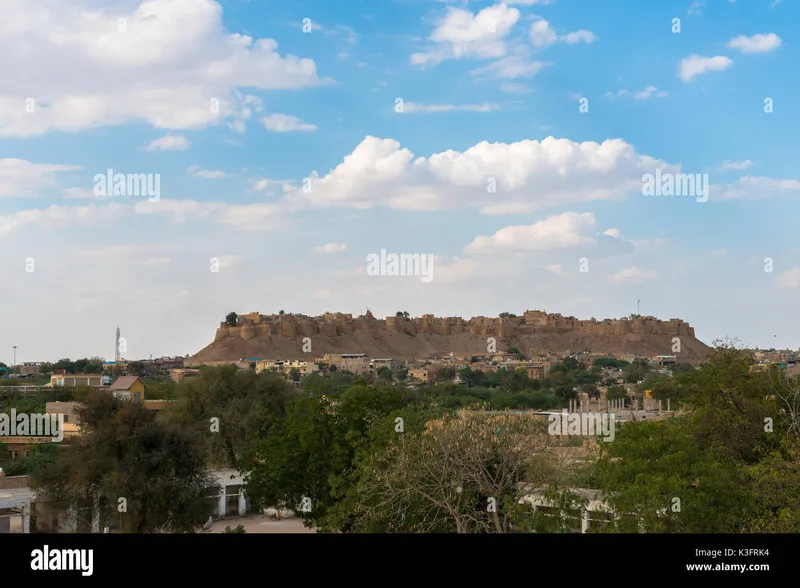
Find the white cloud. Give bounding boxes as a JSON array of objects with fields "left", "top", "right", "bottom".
[
  {"left": 249, "top": 178, "right": 293, "bottom": 192},
  {"left": 465, "top": 213, "right": 597, "bottom": 254},
  {"left": 312, "top": 243, "right": 347, "bottom": 254},
  {"left": 633, "top": 86, "right": 667, "bottom": 99},
  {"left": 678, "top": 55, "right": 733, "bottom": 82},
  {"left": 262, "top": 114, "right": 317, "bottom": 132},
  {"left": 0, "top": 202, "right": 128, "bottom": 239},
  {"left": 282, "top": 135, "right": 672, "bottom": 215},
  {"left": 505, "top": 0, "right": 554, "bottom": 4},
  {"left": 187, "top": 165, "right": 227, "bottom": 179},
  {"left": 529, "top": 19, "right": 597, "bottom": 49},
  {"left": 712, "top": 176, "right": 800, "bottom": 201},
  {"left": 561, "top": 30, "right": 599, "bottom": 45},
  {"left": 609, "top": 266, "right": 659, "bottom": 284},
  {"left": 0, "top": 0, "right": 329, "bottom": 137},
  {"left": 605, "top": 86, "right": 666, "bottom": 100},
  {"left": 134, "top": 199, "right": 286, "bottom": 230},
  {"left": 410, "top": 3, "right": 521, "bottom": 66},
  {"left": 145, "top": 257, "right": 172, "bottom": 266},
  {"left": 499, "top": 82, "right": 533, "bottom": 93},
  {"left": 145, "top": 135, "right": 190, "bottom": 151},
  {"left": 687, "top": 1, "right": 705, "bottom": 15},
  {"left": 778, "top": 267, "right": 800, "bottom": 289},
  {"left": 0, "top": 159, "right": 80, "bottom": 198},
  {"left": 710, "top": 249, "right": 727, "bottom": 258},
  {"left": 529, "top": 19, "right": 558, "bottom": 48},
  {"left": 463, "top": 213, "right": 634, "bottom": 256},
  {"left": 727, "top": 33, "right": 781, "bottom": 54},
  {"left": 62, "top": 187, "right": 108, "bottom": 201},
  {"left": 717, "top": 160, "right": 755, "bottom": 171},
  {"left": 214, "top": 255, "right": 243, "bottom": 270},
  {"left": 469, "top": 55, "right": 552, "bottom": 79},
  {"left": 402, "top": 102, "right": 500, "bottom": 113},
  {"left": 313, "top": 288, "right": 334, "bottom": 299},
  {"left": 544, "top": 264, "right": 562, "bottom": 275}
]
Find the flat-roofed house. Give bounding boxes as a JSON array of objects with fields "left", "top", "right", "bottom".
[{"left": 49, "top": 374, "right": 105, "bottom": 388}]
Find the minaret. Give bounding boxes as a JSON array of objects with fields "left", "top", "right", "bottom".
[{"left": 115, "top": 325, "right": 121, "bottom": 363}]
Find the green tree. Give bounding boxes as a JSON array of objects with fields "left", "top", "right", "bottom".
[
  {"left": 606, "top": 385, "right": 627, "bottom": 401},
  {"left": 225, "top": 312, "right": 238, "bottom": 326},
  {"left": 624, "top": 359, "right": 651, "bottom": 383},
  {"left": 244, "top": 385, "right": 415, "bottom": 530},
  {"left": 376, "top": 366, "right": 393, "bottom": 381},
  {"left": 31, "top": 390, "right": 213, "bottom": 533},
  {"left": 2, "top": 444, "right": 59, "bottom": 476},
  {"left": 53, "top": 358, "right": 74, "bottom": 374},
  {"left": 591, "top": 342, "right": 800, "bottom": 533},
  {"left": 164, "top": 366, "right": 297, "bottom": 470}
]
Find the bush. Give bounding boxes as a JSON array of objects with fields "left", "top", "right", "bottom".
[{"left": 224, "top": 524, "right": 246, "bottom": 534}]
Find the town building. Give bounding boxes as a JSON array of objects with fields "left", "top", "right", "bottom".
[
  {"left": 109, "top": 376, "right": 145, "bottom": 403},
  {"left": 323, "top": 353, "right": 370, "bottom": 375},
  {"left": 170, "top": 368, "right": 200, "bottom": 383},
  {"left": 49, "top": 374, "right": 106, "bottom": 388},
  {"left": 255, "top": 360, "right": 316, "bottom": 378}
]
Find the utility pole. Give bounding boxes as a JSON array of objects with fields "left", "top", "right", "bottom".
[
  {"left": 637, "top": 300, "right": 640, "bottom": 317},
  {"left": 12, "top": 346, "right": 17, "bottom": 375}
]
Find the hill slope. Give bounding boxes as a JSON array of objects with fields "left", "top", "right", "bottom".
[{"left": 189, "top": 310, "right": 712, "bottom": 364}]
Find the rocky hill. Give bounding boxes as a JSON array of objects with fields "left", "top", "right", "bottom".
[{"left": 188, "top": 310, "right": 712, "bottom": 364}]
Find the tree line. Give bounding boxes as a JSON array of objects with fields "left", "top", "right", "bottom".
[{"left": 18, "top": 341, "right": 800, "bottom": 533}]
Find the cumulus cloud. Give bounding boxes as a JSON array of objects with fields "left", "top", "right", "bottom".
[
  {"left": 465, "top": 213, "right": 596, "bottom": 254},
  {"left": 281, "top": 135, "right": 672, "bottom": 215},
  {"left": 529, "top": 19, "right": 597, "bottom": 49},
  {"left": 0, "top": 0, "right": 330, "bottom": 137},
  {"left": 727, "top": 33, "right": 781, "bottom": 54},
  {"left": 410, "top": 3, "right": 521, "bottom": 66},
  {"left": 312, "top": 243, "right": 347, "bottom": 254},
  {"left": 145, "top": 135, "right": 190, "bottom": 151},
  {"left": 678, "top": 55, "right": 733, "bottom": 82},
  {"left": 262, "top": 114, "right": 317, "bottom": 132}
]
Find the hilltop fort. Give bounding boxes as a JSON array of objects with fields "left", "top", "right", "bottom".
[{"left": 189, "top": 310, "right": 711, "bottom": 364}]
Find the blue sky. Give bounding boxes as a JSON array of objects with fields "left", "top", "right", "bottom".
[{"left": 1, "top": 0, "right": 798, "bottom": 363}]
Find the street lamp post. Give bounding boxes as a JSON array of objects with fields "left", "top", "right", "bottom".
[{"left": 12, "top": 346, "right": 17, "bottom": 375}]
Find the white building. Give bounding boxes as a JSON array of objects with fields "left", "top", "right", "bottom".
[{"left": 206, "top": 469, "right": 252, "bottom": 518}]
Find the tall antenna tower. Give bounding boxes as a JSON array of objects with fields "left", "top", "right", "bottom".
[{"left": 115, "top": 325, "right": 121, "bottom": 363}]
